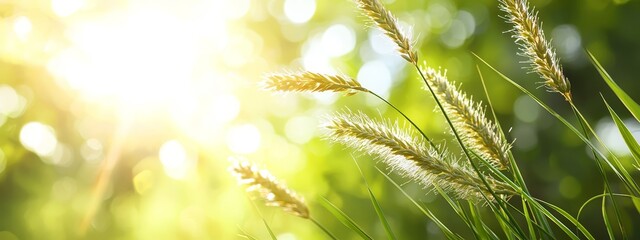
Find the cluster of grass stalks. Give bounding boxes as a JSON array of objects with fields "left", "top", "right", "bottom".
[{"left": 231, "top": 0, "right": 640, "bottom": 239}]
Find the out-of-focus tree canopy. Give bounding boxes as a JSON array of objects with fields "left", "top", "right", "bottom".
[{"left": 0, "top": 0, "right": 639, "bottom": 239}]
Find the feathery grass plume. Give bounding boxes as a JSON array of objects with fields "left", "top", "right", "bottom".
[
  {"left": 420, "top": 65, "right": 512, "bottom": 171},
  {"left": 324, "top": 111, "right": 515, "bottom": 202},
  {"left": 263, "top": 71, "right": 367, "bottom": 96},
  {"left": 500, "top": 0, "right": 572, "bottom": 101},
  {"left": 354, "top": 0, "right": 417, "bottom": 64},
  {"left": 229, "top": 158, "right": 310, "bottom": 219}
]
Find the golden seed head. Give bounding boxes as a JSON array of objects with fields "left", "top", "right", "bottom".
[
  {"left": 500, "top": 0, "right": 572, "bottom": 101},
  {"left": 263, "top": 71, "right": 367, "bottom": 96},
  {"left": 354, "top": 0, "right": 418, "bottom": 63},
  {"left": 229, "top": 158, "right": 310, "bottom": 218}
]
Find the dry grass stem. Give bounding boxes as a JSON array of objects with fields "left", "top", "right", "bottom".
[
  {"left": 325, "top": 111, "right": 515, "bottom": 202},
  {"left": 354, "top": 0, "right": 418, "bottom": 63},
  {"left": 420, "top": 66, "right": 512, "bottom": 171},
  {"left": 229, "top": 159, "right": 310, "bottom": 219},
  {"left": 500, "top": 0, "right": 572, "bottom": 101},
  {"left": 264, "top": 71, "right": 367, "bottom": 96}
]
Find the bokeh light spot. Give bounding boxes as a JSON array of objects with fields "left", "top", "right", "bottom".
[
  {"left": 595, "top": 118, "right": 640, "bottom": 156},
  {"left": 159, "top": 140, "right": 190, "bottom": 180},
  {"left": 514, "top": 95, "right": 540, "bottom": 123},
  {"left": 0, "top": 85, "right": 27, "bottom": 118},
  {"left": 285, "top": 116, "right": 317, "bottom": 144},
  {"left": 20, "top": 122, "right": 58, "bottom": 157},
  {"left": 133, "top": 170, "right": 154, "bottom": 195},
  {"left": 226, "top": 124, "right": 261, "bottom": 154},
  {"left": 212, "top": 94, "right": 241, "bottom": 124},
  {"left": 358, "top": 60, "right": 392, "bottom": 98},
  {"left": 52, "top": 177, "right": 77, "bottom": 201},
  {"left": 552, "top": 25, "right": 582, "bottom": 61},
  {"left": 284, "top": 0, "right": 316, "bottom": 24},
  {"left": 80, "top": 138, "right": 104, "bottom": 163},
  {"left": 559, "top": 176, "right": 581, "bottom": 199},
  {"left": 51, "top": 0, "right": 85, "bottom": 17},
  {"left": 369, "top": 29, "right": 396, "bottom": 55},
  {"left": 223, "top": 0, "right": 252, "bottom": 20},
  {"left": 302, "top": 36, "right": 335, "bottom": 73},
  {"left": 13, "top": 16, "right": 32, "bottom": 41},
  {"left": 322, "top": 24, "right": 356, "bottom": 57}
]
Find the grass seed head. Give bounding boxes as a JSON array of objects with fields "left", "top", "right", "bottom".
[{"left": 229, "top": 158, "right": 310, "bottom": 219}]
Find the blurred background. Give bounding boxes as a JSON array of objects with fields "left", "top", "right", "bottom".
[{"left": 0, "top": 0, "right": 639, "bottom": 239}]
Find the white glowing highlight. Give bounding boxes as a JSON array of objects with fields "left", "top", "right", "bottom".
[
  {"left": 357, "top": 60, "right": 392, "bottom": 98},
  {"left": 226, "top": 124, "right": 261, "bottom": 154},
  {"left": 285, "top": 116, "right": 317, "bottom": 144},
  {"left": 159, "top": 140, "right": 190, "bottom": 180},
  {"left": 302, "top": 37, "right": 335, "bottom": 73},
  {"left": 223, "top": 0, "right": 252, "bottom": 20},
  {"left": 0, "top": 85, "right": 26, "bottom": 118},
  {"left": 51, "top": 0, "right": 85, "bottom": 17},
  {"left": 13, "top": 16, "right": 32, "bottom": 41},
  {"left": 20, "top": 122, "right": 58, "bottom": 157},
  {"left": 322, "top": 24, "right": 356, "bottom": 57},
  {"left": 284, "top": 0, "right": 316, "bottom": 24},
  {"left": 47, "top": 9, "right": 199, "bottom": 108}
]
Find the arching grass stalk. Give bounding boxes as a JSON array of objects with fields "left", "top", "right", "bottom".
[{"left": 229, "top": 158, "right": 337, "bottom": 239}]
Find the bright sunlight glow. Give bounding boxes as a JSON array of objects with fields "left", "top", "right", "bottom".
[{"left": 48, "top": 9, "right": 197, "bottom": 107}]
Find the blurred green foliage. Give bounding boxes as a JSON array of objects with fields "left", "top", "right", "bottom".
[{"left": 0, "top": 0, "right": 639, "bottom": 239}]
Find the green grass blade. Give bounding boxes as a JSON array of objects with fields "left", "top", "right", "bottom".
[
  {"left": 578, "top": 193, "right": 639, "bottom": 219},
  {"left": 533, "top": 198, "right": 594, "bottom": 240},
  {"left": 377, "top": 168, "right": 462, "bottom": 240},
  {"left": 466, "top": 202, "right": 490, "bottom": 239},
  {"left": 320, "top": 196, "right": 373, "bottom": 240},
  {"left": 601, "top": 190, "right": 616, "bottom": 240},
  {"left": 603, "top": 96, "right": 640, "bottom": 166},
  {"left": 237, "top": 226, "right": 260, "bottom": 240},
  {"left": 353, "top": 159, "right": 396, "bottom": 240},
  {"left": 587, "top": 51, "right": 640, "bottom": 122},
  {"left": 262, "top": 218, "right": 277, "bottom": 240},
  {"left": 246, "top": 195, "right": 278, "bottom": 240}
]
